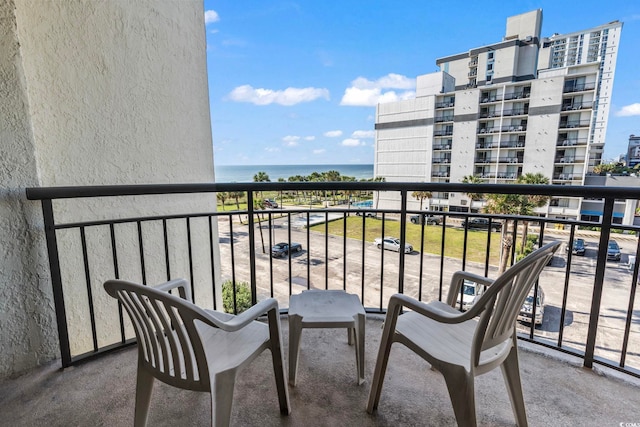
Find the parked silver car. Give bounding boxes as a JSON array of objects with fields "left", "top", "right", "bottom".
[{"left": 373, "top": 237, "right": 413, "bottom": 253}]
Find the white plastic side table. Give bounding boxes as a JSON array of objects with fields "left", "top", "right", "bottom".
[{"left": 288, "top": 289, "right": 365, "bottom": 386}]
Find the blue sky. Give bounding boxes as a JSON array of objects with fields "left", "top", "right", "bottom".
[{"left": 204, "top": 1, "right": 640, "bottom": 166}]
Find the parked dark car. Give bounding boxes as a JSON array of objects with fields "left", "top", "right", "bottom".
[
  {"left": 566, "top": 238, "right": 586, "bottom": 256},
  {"left": 607, "top": 239, "right": 621, "bottom": 261},
  {"left": 355, "top": 211, "right": 377, "bottom": 218},
  {"left": 264, "top": 199, "right": 278, "bottom": 208},
  {"left": 409, "top": 213, "right": 442, "bottom": 225},
  {"left": 462, "top": 217, "right": 502, "bottom": 232},
  {"left": 271, "top": 242, "right": 302, "bottom": 258}
]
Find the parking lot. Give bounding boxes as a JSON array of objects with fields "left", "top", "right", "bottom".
[{"left": 218, "top": 216, "right": 640, "bottom": 372}]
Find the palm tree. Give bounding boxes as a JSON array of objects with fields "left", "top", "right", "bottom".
[
  {"left": 411, "top": 189, "right": 432, "bottom": 210},
  {"left": 516, "top": 173, "right": 551, "bottom": 252},
  {"left": 216, "top": 192, "right": 228, "bottom": 211},
  {"left": 253, "top": 171, "right": 271, "bottom": 202},
  {"left": 371, "top": 176, "right": 385, "bottom": 209},
  {"left": 461, "top": 174, "right": 485, "bottom": 201},
  {"left": 228, "top": 191, "right": 245, "bottom": 223}
]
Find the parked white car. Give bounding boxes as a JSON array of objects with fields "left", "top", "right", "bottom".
[
  {"left": 373, "top": 237, "right": 413, "bottom": 253},
  {"left": 455, "top": 280, "right": 483, "bottom": 311},
  {"left": 518, "top": 286, "right": 545, "bottom": 325}
]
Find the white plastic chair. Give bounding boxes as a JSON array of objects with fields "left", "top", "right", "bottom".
[
  {"left": 367, "top": 241, "right": 561, "bottom": 427},
  {"left": 104, "top": 279, "right": 290, "bottom": 427}
]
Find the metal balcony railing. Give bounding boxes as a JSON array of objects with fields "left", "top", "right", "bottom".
[{"left": 26, "top": 182, "right": 640, "bottom": 380}]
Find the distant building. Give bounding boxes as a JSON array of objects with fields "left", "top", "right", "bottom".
[
  {"left": 627, "top": 135, "right": 640, "bottom": 168},
  {"left": 374, "top": 9, "right": 623, "bottom": 221}
]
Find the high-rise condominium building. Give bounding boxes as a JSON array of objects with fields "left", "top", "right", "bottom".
[{"left": 374, "top": 9, "right": 622, "bottom": 221}]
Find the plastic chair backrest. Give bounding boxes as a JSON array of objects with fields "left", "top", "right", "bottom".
[
  {"left": 104, "top": 280, "right": 211, "bottom": 392},
  {"left": 470, "top": 241, "right": 560, "bottom": 367}
]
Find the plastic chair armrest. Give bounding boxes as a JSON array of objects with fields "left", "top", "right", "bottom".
[
  {"left": 202, "top": 298, "right": 280, "bottom": 332},
  {"left": 388, "top": 294, "right": 475, "bottom": 324},
  {"left": 446, "top": 271, "right": 495, "bottom": 307},
  {"left": 153, "top": 279, "right": 192, "bottom": 302}
]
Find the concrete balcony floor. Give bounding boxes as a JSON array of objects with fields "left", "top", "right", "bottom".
[{"left": 2, "top": 316, "right": 639, "bottom": 426}]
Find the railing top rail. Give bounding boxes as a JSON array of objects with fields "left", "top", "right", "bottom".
[{"left": 25, "top": 182, "right": 640, "bottom": 201}]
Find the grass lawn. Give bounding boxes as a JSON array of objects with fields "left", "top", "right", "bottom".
[{"left": 310, "top": 216, "right": 502, "bottom": 265}]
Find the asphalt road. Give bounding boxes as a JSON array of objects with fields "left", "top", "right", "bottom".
[{"left": 217, "top": 216, "right": 640, "bottom": 371}]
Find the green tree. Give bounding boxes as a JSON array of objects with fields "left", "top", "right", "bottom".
[
  {"left": 461, "top": 174, "right": 485, "bottom": 201},
  {"left": 411, "top": 189, "right": 432, "bottom": 210},
  {"left": 228, "top": 191, "right": 245, "bottom": 224},
  {"left": 515, "top": 173, "right": 551, "bottom": 252},
  {"left": 216, "top": 192, "right": 228, "bottom": 211},
  {"left": 253, "top": 171, "right": 271, "bottom": 203}
]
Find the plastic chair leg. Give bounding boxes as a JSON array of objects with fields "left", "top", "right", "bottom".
[
  {"left": 288, "top": 315, "right": 303, "bottom": 386},
  {"left": 212, "top": 370, "right": 236, "bottom": 427},
  {"left": 355, "top": 313, "right": 365, "bottom": 385},
  {"left": 267, "top": 310, "right": 291, "bottom": 415},
  {"left": 500, "top": 346, "right": 528, "bottom": 427},
  {"left": 134, "top": 367, "right": 154, "bottom": 427},
  {"left": 442, "top": 366, "right": 476, "bottom": 427}
]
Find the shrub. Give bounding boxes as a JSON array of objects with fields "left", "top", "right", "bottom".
[{"left": 222, "top": 280, "right": 253, "bottom": 314}]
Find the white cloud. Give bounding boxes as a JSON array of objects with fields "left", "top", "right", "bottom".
[
  {"left": 228, "top": 85, "right": 330, "bottom": 106},
  {"left": 324, "top": 130, "right": 343, "bottom": 137},
  {"left": 340, "top": 73, "right": 416, "bottom": 106},
  {"left": 265, "top": 147, "right": 280, "bottom": 152},
  {"left": 304, "top": 136, "right": 316, "bottom": 141},
  {"left": 282, "top": 135, "right": 300, "bottom": 147},
  {"left": 204, "top": 10, "right": 220, "bottom": 24},
  {"left": 351, "top": 130, "right": 375, "bottom": 139},
  {"left": 616, "top": 103, "right": 640, "bottom": 117},
  {"left": 313, "top": 149, "right": 326, "bottom": 155},
  {"left": 342, "top": 138, "right": 365, "bottom": 147}
]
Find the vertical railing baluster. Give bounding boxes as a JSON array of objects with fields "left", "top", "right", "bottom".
[
  {"left": 306, "top": 211, "right": 310, "bottom": 290},
  {"left": 324, "top": 211, "right": 329, "bottom": 290},
  {"left": 439, "top": 216, "right": 446, "bottom": 301},
  {"left": 186, "top": 217, "right": 195, "bottom": 301},
  {"left": 162, "top": 219, "right": 170, "bottom": 281},
  {"left": 137, "top": 220, "right": 147, "bottom": 285},
  {"left": 268, "top": 213, "right": 274, "bottom": 298},
  {"left": 247, "top": 191, "right": 257, "bottom": 306},
  {"left": 584, "top": 196, "right": 615, "bottom": 368},
  {"left": 41, "top": 200, "right": 72, "bottom": 367},
  {"left": 208, "top": 215, "right": 217, "bottom": 310},
  {"left": 343, "top": 212, "right": 347, "bottom": 291},
  {"left": 79, "top": 227, "right": 98, "bottom": 353},
  {"left": 558, "top": 224, "right": 575, "bottom": 347},
  {"left": 109, "top": 223, "right": 126, "bottom": 343},
  {"left": 620, "top": 235, "right": 640, "bottom": 367},
  {"left": 229, "top": 217, "right": 237, "bottom": 313},
  {"left": 379, "top": 213, "right": 386, "bottom": 311},
  {"left": 398, "top": 190, "right": 407, "bottom": 295}
]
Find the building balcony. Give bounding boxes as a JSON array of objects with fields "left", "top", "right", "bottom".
[
  {"left": 2, "top": 315, "right": 638, "bottom": 426},
  {"left": 434, "top": 115, "right": 454, "bottom": 123},
  {"left": 555, "top": 156, "right": 585, "bottom": 164},
  {"left": 435, "top": 101, "right": 455, "bottom": 109},
  {"left": 433, "top": 144, "right": 451, "bottom": 150},
  {"left": 498, "top": 157, "right": 522, "bottom": 164},
  {"left": 561, "top": 102, "right": 594, "bottom": 111},
  {"left": 434, "top": 129, "right": 454, "bottom": 136},
  {"left": 12, "top": 182, "right": 640, "bottom": 426},
  {"left": 557, "top": 138, "right": 588, "bottom": 147},
  {"left": 559, "top": 120, "right": 590, "bottom": 129},
  {"left": 503, "top": 91, "right": 530, "bottom": 100},
  {"left": 474, "top": 157, "right": 496, "bottom": 164},
  {"left": 479, "top": 95, "right": 502, "bottom": 104},
  {"left": 563, "top": 82, "right": 596, "bottom": 93}
]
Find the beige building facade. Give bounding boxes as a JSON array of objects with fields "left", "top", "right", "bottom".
[{"left": 374, "top": 9, "right": 622, "bottom": 220}]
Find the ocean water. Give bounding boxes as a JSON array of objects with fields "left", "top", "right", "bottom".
[{"left": 215, "top": 164, "right": 374, "bottom": 183}]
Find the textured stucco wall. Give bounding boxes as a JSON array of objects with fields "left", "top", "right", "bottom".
[
  {"left": 0, "top": 0, "right": 59, "bottom": 378},
  {"left": 1, "top": 0, "right": 219, "bottom": 378}
]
